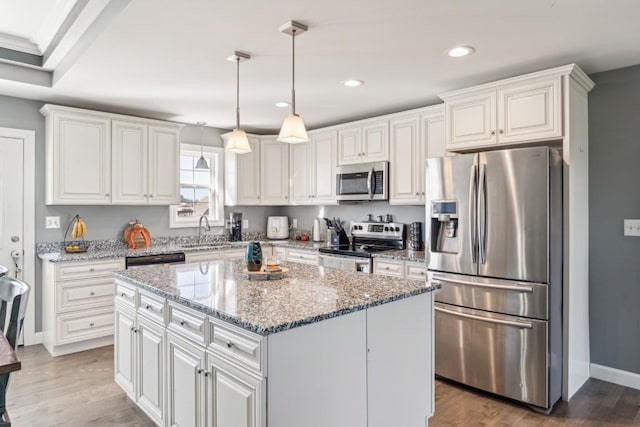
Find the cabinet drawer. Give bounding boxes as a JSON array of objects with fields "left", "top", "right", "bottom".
[
  {"left": 137, "top": 290, "right": 166, "bottom": 325},
  {"left": 405, "top": 262, "right": 427, "bottom": 281},
  {"left": 56, "top": 279, "right": 114, "bottom": 313},
  {"left": 209, "top": 319, "right": 265, "bottom": 374},
  {"left": 185, "top": 251, "right": 224, "bottom": 263},
  {"left": 373, "top": 260, "right": 404, "bottom": 277},
  {"left": 56, "top": 307, "right": 114, "bottom": 345},
  {"left": 115, "top": 281, "right": 136, "bottom": 308},
  {"left": 167, "top": 302, "right": 207, "bottom": 345},
  {"left": 287, "top": 249, "right": 318, "bottom": 265},
  {"left": 56, "top": 259, "right": 124, "bottom": 281}
]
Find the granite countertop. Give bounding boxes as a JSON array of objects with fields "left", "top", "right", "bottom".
[
  {"left": 372, "top": 249, "right": 426, "bottom": 262},
  {"left": 114, "top": 260, "right": 438, "bottom": 336}
]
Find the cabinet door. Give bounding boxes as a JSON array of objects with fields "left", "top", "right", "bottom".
[
  {"left": 497, "top": 77, "right": 562, "bottom": 144},
  {"left": 337, "top": 126, "right": 361, "bottom": 165},
  {"left": 362, "top": 119, "right": 389, "bottom": 162},
  {"left": 206, "top": 353, "right": 265, "bottom": 427},
  {"left": 137, "top": 315, "right": 165, "bottom": 426},
  {"left": 236, "top": 137, "right": 261, "bottom": 205},
  {"left": 49, "top": 112, "right": 111, "bottom": 204},
  {"left": 289, "top": 141, "right": 312, "bottom": 205},
  {"left": 445, "top": 90, "right": 497, "bottom": 150},
  {"left": 421, "top": 111, "right": 446, "bottom": 198},
  {"left": 311, "top": 130, "right": 338, "bottom": 204},
  {"left": 148, "top": 125, "right": 180, "bottom": 205},
  {"left": 167, "top": 332, "right": 206, "bottom": 427},
  {"left": 389, "top": 115, "right": 421, "bottom": 205},
  {"left": 112, "top": 120, "right": 148, "bottom": 204},
  {"left": 260, "top": 138, "right": 289, "bottom": 205},
  {"left": 114, "top": 306, "right": 136, "bottom": 399}
]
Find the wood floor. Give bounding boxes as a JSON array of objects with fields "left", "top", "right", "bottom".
[{"left": 5, "top": 344, "right": 640, "bottom": 426}]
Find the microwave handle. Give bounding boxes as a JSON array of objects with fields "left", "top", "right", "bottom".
[{"left": 367, "top": 167, "right": 374, "bottom": 199}]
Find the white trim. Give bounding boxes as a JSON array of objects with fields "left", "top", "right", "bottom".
[
  {"left": 33, "top": 331, "right": 44, "bottom": 345},
  {"left": 0, "top": 33, "right": 41, "bottom": 55},
  {"left": 591, "top": 363, "right": 640, "bottom": 391},
  {"left": 0, "top": 127, "right": 36, "bottom": 346},
  {"left": 170, "top": 144, "right": 225, "bottom": 228}
]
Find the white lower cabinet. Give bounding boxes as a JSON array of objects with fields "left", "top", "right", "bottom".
[
  {"left": 285, "top": 249, "right": 319, "bottom": 265},
  {"left": 114, "top": 300, "right": 166, "bottom": 427},
  {"left": 167, "top": 332, "right": 206, "bottom": 427},
  {"left": 206, "top": 353, "right": 265, "bottom": 427},
  {"left": 373, "top": 258, "right": 426, "bottom": 280}
]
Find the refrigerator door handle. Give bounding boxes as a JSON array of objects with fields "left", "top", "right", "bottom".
[
  {"left": 469, "top": 164, "right": 478, "bottom": 264},
  {"left": 478, "top": 163, "right": 487, "bottom": 265},
  {"left": 435, "top": 305, "right": 533, "bottom": 329}
]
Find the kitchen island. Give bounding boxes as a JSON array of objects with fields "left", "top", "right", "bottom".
[{"left": 113, "top": 259, "right": 437, "bottom": 427}]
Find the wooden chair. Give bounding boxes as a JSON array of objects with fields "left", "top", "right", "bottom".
[{"left": 0, "top": 276, "right": 30, "bottom": 426}]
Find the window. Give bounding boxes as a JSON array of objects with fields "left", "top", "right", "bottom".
[{"left": 170, "top": 143, "right": 224, "bottom": 228}]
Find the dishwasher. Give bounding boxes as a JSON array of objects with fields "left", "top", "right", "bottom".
[{"left": 125, "top": 252, "right": 186, "bottom": 269}]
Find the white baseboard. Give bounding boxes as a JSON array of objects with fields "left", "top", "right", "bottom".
[{"left": 591, "top": 363, "right": 640, "bottom": 390}]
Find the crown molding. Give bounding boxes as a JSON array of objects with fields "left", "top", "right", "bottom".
[{"left": 0, "top": 33, "right": 41, "bottom": 55}]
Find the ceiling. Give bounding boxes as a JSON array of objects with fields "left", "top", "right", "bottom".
[{"left": 0, "top": 0, "right": 639, "bottom": 133}]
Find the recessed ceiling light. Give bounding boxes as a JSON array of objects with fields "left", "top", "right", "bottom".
[
  {"left": 448, "top": 46, "right": 474, "bottom": 57},
  {"left": 275, "top": 101, "right": 289, "bottom": 108},
  {"left": 343, "top": 79, "right": 364, "bottom": 87}
]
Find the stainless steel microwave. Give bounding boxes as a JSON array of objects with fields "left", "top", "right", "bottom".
[{"left": 336, "top": 161, "right": 388, "bottom": 201}]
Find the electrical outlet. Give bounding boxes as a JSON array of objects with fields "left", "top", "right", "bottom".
[
  {"left": 624, "top": 219, "right": 640, "bottom": 236},
  {"left": 243, "top": 219, "right": 249, "bottom": 229},
  {"left": 292, "top": 218, "right": 298, "bottom": 228},
  {"left": 46, "top": 216, "right": 61, "bottom": 229}
]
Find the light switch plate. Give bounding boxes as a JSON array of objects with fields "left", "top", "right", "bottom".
[
  {"left": 224, "top": 219, "right": 231, "bottom": 229},
  {"left": 243, "top": 219, "right": 249, "bottom": 229},
  {"left": 292, "top": 218, "right": 298, "bottom": 228},
  {"left": 623, "top": 219, "right": 640, "bottom": 236},
  {"left": 46, "top": 216, "right": 61, "bottom": 229}
]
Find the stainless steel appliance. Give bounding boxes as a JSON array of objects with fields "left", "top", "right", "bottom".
[
  {"left": 267, "top": 216, "right": 289, "bottom": 240},
  {"left": 426, "top": 146, "right": 562, "bottom": 410},
  {"left": 125, "top": 252, "right": 186, "bottom": 269},
  {"left": 230, "top": 212, "right": 242, "bottom": 241},
  {"left": 318, "top": 221, "right": 404, "bottom": 272},
  {"left": 336, "top": 161, "right": 388, "bottom": 201}
]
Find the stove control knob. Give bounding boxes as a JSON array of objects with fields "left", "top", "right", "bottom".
[
  {"left": 384, "top": 226, "right": 389, "bottom": 232},
  {"left": 395, "top": 227, "right": 400, "bottom": 232}
]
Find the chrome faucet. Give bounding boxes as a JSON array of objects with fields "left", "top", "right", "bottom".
[{"left": 198, "top": 214, "right": 211, "bottom": 244}]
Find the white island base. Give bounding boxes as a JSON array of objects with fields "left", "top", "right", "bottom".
[{"left": 114, "top": 265, "right": 434, "bottom": 427}]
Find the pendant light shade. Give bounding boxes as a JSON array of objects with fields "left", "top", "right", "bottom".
[
  {"left": 277, "top": 20, "right": 309, "bottom": 144},
  {"left": 195, "top": 122, "right": 209, "bottom": 170},
  {"left": 225, "top": 51, "right": 252, "bottom": 154}
]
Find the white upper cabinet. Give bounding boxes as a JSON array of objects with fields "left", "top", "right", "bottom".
[
  {"left": 441, "top": 75, "right": 562, "bottom": 151},
  {"left": 290, "top": 130, "right": 338, "bottom": 205},
  {"left": 311, "top": 130, "right": 338, "bottom": 204},
  {"left": 226, "top": 136, "right": 290, "bottom": 206},
  {"left": 41, "top": 105, "right": 181, "bottom": 205},
  {"left": 337, "top": 119, "right": 389, "bottom": 165},
  {"left": 260, "top": 137, "right": 289, "bottom": 205},
  {"left": 43, "top": 107, "right": 112, "bottom": 204},
  {"left": 148, "top": 125, "right": 180, "bottom": 204},
  {"left": 389, "top": 105, "right": 445, "bottom": 205}
]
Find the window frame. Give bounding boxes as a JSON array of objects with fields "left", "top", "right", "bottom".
[{"left": 169, "top": 143, "right": 224, "bottom": 228}]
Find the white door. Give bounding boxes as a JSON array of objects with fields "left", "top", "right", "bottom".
[
  {"left": 0, "top": 136, "right": 24, "bottom": 279},
  {"left": 289, "top": 142, "right": 311, "bottom": 205},
  {"left": 236, "top": 137, "right": 261, "bottom": 205},
  {"left": 137, "top": 315, "right": 165, "bottom": 426},
  {"left": 361, "top": 120, "right": 389, "bottom": 162},
  {"left": 389, "top": 115, "right": 420, "bottom": 205},
  {"left": 148, "top": 125, "right": 180, "bottom": 205},
  {"left": 167, "top": 332, "right": 205, "bottom": 427},
  {"left": 112, "top": 120, "right": 148, "bottom": 204},
  {"left": 445, "top": 90, "right": 497, "bottom": 150},
  {"left": 312, "top": 130, "right": 338, "bottom": 204},
  {"left": 260, "top": 138, "right": 289, "bottom": 205},
  {"left": 114, "top": 306, "right": 136, "bottom": 399},
  {"left": 337, "top": 127, "right": 361, "bottom": 165}
]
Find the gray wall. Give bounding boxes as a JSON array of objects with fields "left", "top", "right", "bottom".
[{"left": 589, "top": 64, "right": 640, "bottom": 375}]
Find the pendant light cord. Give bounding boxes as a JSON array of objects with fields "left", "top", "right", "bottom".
[
  {"left": 291, "top": 29, "right": 296, "bottom": 115},
  {"left": 200, "top": 125, "right": 204, "bottom": 156},
  {"left": 236, "top": 57, "right": 241, "bottom": 129}
]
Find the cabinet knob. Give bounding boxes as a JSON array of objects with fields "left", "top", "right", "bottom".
[
  {"left": 146, "top": 304, "right": 151, "bottom": 310},
  {"left": 490, "top": 131, "right": 496, "bottom": 136},
  {"left": 415, "top": 192, "right": 419, "bottom": 195},
  {"left": 385, "top": 266, "right": 390, "bottom": 270},
  {"left": 197, "top": 369, "right": 203, "bottom": 374},
  {"left": 204, "top": 371, "right": 210, "bottom": 377},
  {"left": 90, "top": 291, "right": 95, "bottom": 296},
  {"left": 285, "top": 196, "right": 288, "bottom": 199},
  {"left": 144, "top": 194, "right": 148, "bottom": 197},
  {"left": 89, "top": 268, "right": 95, "bottom": 272},
  {"left": 226, "top": 341, "right": 234, "bottom": 349},
  {"left": 130, "top": 326, "right": 135, "bottom": 331},
  {"left": 499, "top": 129, "right": 504, "bottom": 135},
  {"left": 121, "top": 292, "right": 126, "bottom": 297},
  {"left": 149, "top": 195, "right": 154, "bottom": 197},
  {"left": 89, "top": 322, "right": 95, "bottom": 327},
  {"left": 180, "top": 320, "right": 186, "bottom": 326}
]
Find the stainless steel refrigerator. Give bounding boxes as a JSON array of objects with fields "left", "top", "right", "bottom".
[{"left": 426, "top": 146, "right": 562, "bottom": 410}]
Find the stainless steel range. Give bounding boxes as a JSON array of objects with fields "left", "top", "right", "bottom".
[{"left": 318, "top": 221, "right": 404, "bottom": 273}]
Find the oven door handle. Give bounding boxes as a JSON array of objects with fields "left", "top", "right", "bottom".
[
  {"left": 435, "top": 306, "right": 533, "bottom": 329},
  {"left": 367, "top": 167, "right": 374, "bottom": 199}
]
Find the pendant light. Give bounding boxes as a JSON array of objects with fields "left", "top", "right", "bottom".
[
  {"left": 225, "top": 51, "right": 252, "bottom": 154},
  {"left": 277, "top": 20, "right": 309, "bottom": 144},
  {"left": 195, "top": 122, "right": 209, "bottom": 169}
]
